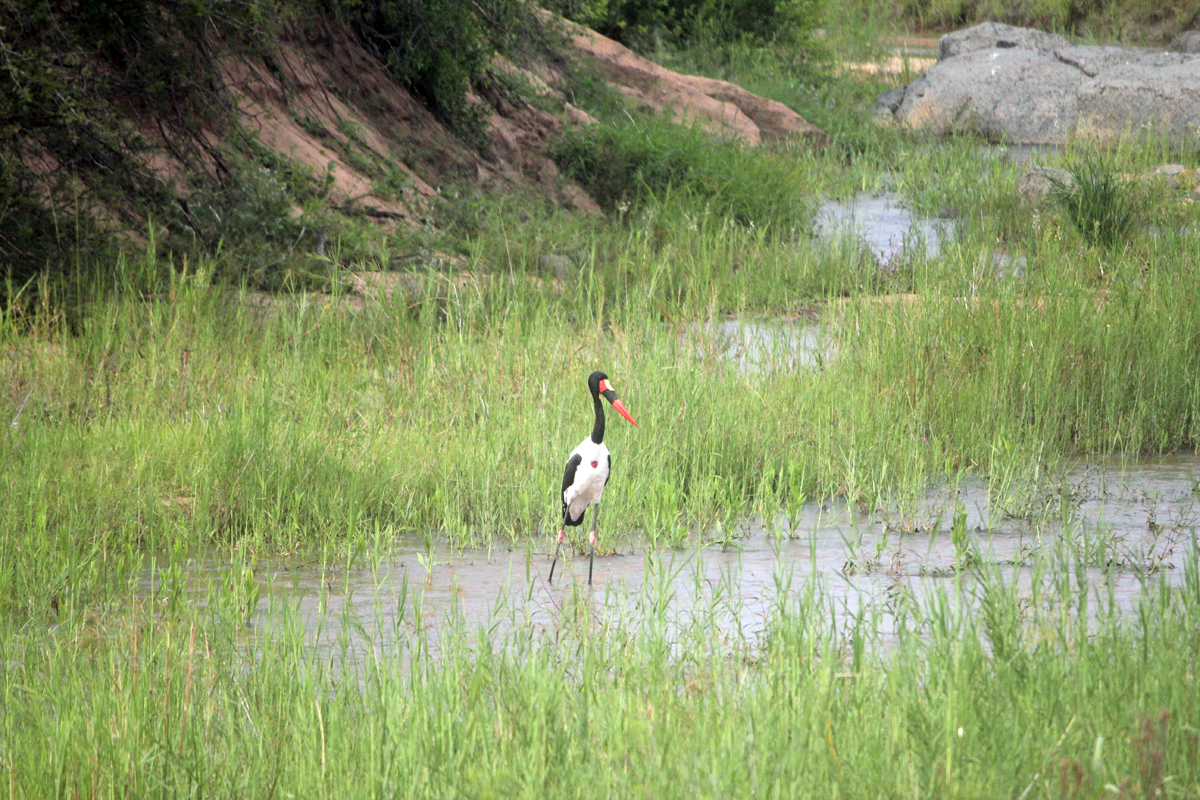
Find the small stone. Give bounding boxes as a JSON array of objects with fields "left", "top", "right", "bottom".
[
  {"left": 1152, "top": 164, "right": 1188, "bottom": 176},
  {"left": 1150, "top": 164, "right": 1188, "bottom": 189},
  {"left": 540, "top": 254, "right": 574, "bottom": 281},
  {"left": 872, "top": 86, "right": 906, "bottom": 118},
  {"left": 1017, "top": 166, "right": 1073, "bottom": 204}
]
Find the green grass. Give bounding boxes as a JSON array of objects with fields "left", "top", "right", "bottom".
[
  {"left": 1, "top": 532, "right": 1197, "bottom": 798},
  {"left": 3, "top": 175, "right": 1200, "bottom": 619},
  {"left": 548, "top": 111, "right": 815, "bottom": 237},
  {"left": 4, "top": 26, "right": 1200, "bottom": 797}
]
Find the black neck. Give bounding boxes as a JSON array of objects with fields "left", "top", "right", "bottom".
[{"left": 590, "top": 391, "right": 605, "bottom": 444}]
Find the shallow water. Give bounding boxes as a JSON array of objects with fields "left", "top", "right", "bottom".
[
  {"left": 685, "top": 317, "right": 836, "bottom": 373},
  {"left": 816, "top": 191, "right": 956, "bottom": 265},
  {"left": 141, "top": 455, "right": 1199, "bottom": 661}
]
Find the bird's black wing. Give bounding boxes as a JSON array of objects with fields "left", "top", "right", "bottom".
[
  {"left": 604, "top": 453, "right": 612, "bottom": 486},
  {"left": 561, "top": 453, "right": 583, "bottom": 525}
]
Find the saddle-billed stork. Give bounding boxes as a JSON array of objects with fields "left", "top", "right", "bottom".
[{"left": 549, "top": 371, "right": 638, "bottom": 585}]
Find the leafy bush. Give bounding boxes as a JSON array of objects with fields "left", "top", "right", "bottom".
[
  {"left": 0, "top": 0, "right": 277, "bottom": 289},
  {"left": 332, "top": 0, "right": 553, "bottom": 142},
  {"left": 333, "top": 0, "right": 489, "bottom": 136},
  {"left": 847, "top": 0, "right": 1196, "bottom": 42},
  {"left": 1, "top": 0, "right": 483, "bottom": 292}
]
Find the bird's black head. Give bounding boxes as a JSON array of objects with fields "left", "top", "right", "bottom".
[
  {"left": 587, "top": 371, "right": 608, "bottom": 397},
  {"left": 587, "top": 370, "right": 637, "bottom": 427}
]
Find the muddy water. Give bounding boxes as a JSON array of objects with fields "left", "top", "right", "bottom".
[{"left": 143, "top": 455, "right": 1198, "bottom": 661}]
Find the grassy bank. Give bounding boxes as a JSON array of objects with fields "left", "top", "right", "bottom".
[{"left": 2, "top": 528, "right": 1197, "bottom": 798}]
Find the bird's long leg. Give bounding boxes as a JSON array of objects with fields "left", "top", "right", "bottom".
[
  {"left": 548, "top": 526, "right": 564, "bottom": 584},
  {"left": 588, "top": 504, "right": 600, "bottom": 586}
]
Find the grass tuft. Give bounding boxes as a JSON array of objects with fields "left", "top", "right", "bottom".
[{"left": 1050, "top": 153, "right": 1140, "bottom": 249}]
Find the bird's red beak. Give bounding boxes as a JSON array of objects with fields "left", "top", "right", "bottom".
[{"left": 612, "top": 398, "right": 638, "bottom": 427}]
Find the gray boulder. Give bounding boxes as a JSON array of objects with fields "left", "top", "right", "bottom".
[
  {"left": 1076, "top": 57, "right": 1200, "bottom": 146},
  {"left": 938, "top": 21, "right": 1071, "bottom": 60},
  {"left": 1169, "top": 31, "right": 1200, "bottom": 53},
  {"left": 881, "top": 23, "right": 1200, "bottom": 149},
  {"left": 1053, "top": 45, "right": 1150, "bottom": 76},
  {"left": 893, "top": 49, "right": 1084, "bottom": 144}
]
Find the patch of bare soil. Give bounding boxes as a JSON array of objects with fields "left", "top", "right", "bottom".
[{"left": 841, "top": 36, "right": 938, "bottom": 78}]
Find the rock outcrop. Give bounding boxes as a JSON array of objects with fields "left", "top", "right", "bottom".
[
  {"left": 208, "top": 15, "right": 828, "bottom": 228},
  {"left": 876, "top": 22, "right": 1200, "bottom": 149},
  {"left": 562, "top": 17, "right": 829, "bottom": 148}
]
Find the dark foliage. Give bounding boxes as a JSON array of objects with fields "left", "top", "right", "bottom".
[
  {"left": 0, "top": 0, "right": 249, "bottom": 287},
  {"left": 0, "top": 0, "right": 547, "bottom": 293},
  {"left": 542, "top": 0, "right": 826, "bottom": 49}
]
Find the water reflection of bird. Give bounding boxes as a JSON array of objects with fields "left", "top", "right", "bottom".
[{"left": 549, "top": 371, "right": 638, "bottom": 586}]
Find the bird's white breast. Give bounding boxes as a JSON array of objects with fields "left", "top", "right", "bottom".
[{"left": 563, "top": 437, "right": 611, "bottom": 522}]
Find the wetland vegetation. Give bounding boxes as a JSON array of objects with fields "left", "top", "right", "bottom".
[{"left": 3, "top": 0, "right": 1200, "bottom": 796}]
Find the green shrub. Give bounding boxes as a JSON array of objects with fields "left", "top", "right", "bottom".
[
  {"left": 548, "top": 114, "right": 811, "bottom": 234},
  {"left": 332, "top": 0, "right": 554, "bottom": 142},
  {"left": 688, "top": 0, "right": 828, "bottom": 45},
  {"left": 1, "top": 0, "right": 497, "bottom": 292},
  {"left": 0, "top": 0, "right": 284, "bottom": 290},
  {"left": 335, "top": 0, "right": 489, "bottom": 136},
  {"left": 839, "top": 0, "right": 1196, "bottom": 42}
]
